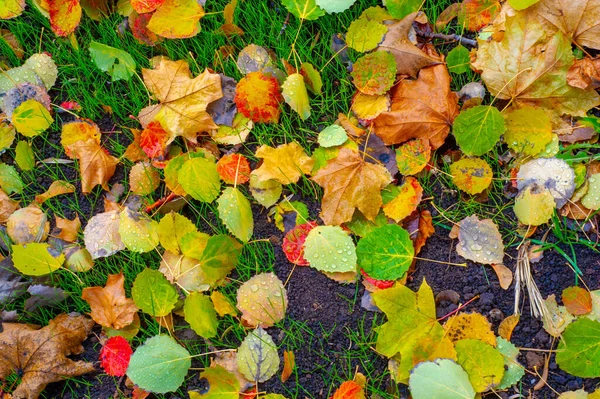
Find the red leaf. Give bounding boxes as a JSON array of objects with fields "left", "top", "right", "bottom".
[
  {"left": 100, "top": 336, "right": 132, "bottom": 377},
  {"left": 234, "top": 72, "right": 282, "bottom": 123},
  {"left": 140, "top": 121, "right": 169, "bottom": 160},
  {"left": 216, "top": 154, "right": 251, "bottom": 185},
  {"left": 282, "top": 221, "right": 318, "bottom": 266},
  {"left": 330, "top": 380, "right": 365, "bottom": 399},
  {"left": 360, "top": 269, "right": 395, "bottom": 289}
]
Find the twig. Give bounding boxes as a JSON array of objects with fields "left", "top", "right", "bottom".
[
  {"left": 417, "top": 29, "right": 477, "bottom": 48},
  {"left": 437, "top": 294, "right": 480, "bottom": 322}
]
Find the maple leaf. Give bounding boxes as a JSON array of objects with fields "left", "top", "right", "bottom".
[
  {"left": 372, "top": 64, "right": 459, "bottom": 148},
  {"left": 139, "top": 58, "right": 223, "bottom": 144},
  {"left": 472, "top": 11, "right": 600, "bottom": 120},
  {"left": 312, "top": 148, "right": 392, "bottom": 226},
  {"left": 0, "top": 314, "right": 95, "bottom": 399},
  {"left": 139, "top": 120, "right": 169, "bottom": 160},
  {"left": 81, "top": 272, "right": 138, "bottom": 329},
  {"left": 252, "top": 142, "right": 314, "bottom": 185},
  {"left": 234, "top": 71, "right": 283, "bottom": 123},
  {"left": 534, "top": 0, "right": 600, "bottom": 50},
  {"left": 69, "top": 138, "right": 119, "bottom": 194},
  {"left": 100, "top": 336, "right": 132, "bottom": 377}
]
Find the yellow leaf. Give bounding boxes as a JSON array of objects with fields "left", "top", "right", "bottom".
[
  {"left": 147, "top": 0, "right": 204, "bottom": 38},
  {"left": 450, "top": 157, "right": 493, "bottom": 195},
  {"left": 443, "top": 312, "right": 496, "bottom": 347},
  {"left": 129, "top": 162, "right": 160, "bottom": 195},
  {"left": 383, "top": 176, "right": 423, "bottom": 222},
  {"left": 504, "top": 106, "right": 552, "bottom": 156},
  {"left": 35, "top": 180, "right": 75, "bottom": 204},
  {"left": 351, "top": 92, "right": 390, "bottom": 120},
  {"left": 252, "top": 142, "right": 314, "bottom": 185},
  {"left": 11, "top": 100, "right": 53, "bottom": 137},
  {"left": 48, "top": 0, "right": 82, "bottom": 36},
  {"left": 282, "top": 73, "right": 311, "bottom": 120},
  {"left": 498, "top": 314, "right": 520, "bottom": 341}
]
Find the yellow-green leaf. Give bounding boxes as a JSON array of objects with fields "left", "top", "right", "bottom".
[
  {"left": 217, "top": 187, "right": 253, "bottom": 243},
  {"left": 11, "top": 99, "right": 53, "bottom": 137},
  {"left": 15, "top": 140, "right": 35, "bottom": 171},
  {"left": 504, "top": 106, "right": 552, "bottom": 156},
  {"left": 450, "top": 158, "right": 492, "bottom": 195},
  {"left": 12, "top": 243, "right": 65, "bottom": 276},
  {"left": 282, "top": 73, "right": 311, "bottom": 121}
]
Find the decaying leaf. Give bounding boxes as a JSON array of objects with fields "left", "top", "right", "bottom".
[
  {"left": 498, "top": 314, "right": 520, "bottom": 340},
  {"left": 562, "top": 286, "right": 592, "bottom": 316},
  {"left": 382, "top": 177, "right": 423, "bottom": 222},
  {"left": 237, "top": 327, "right": 280, "bottom": 382},
  {"left": 282, "top": 221, "right": 317, "bottom": 265},
  {"left": 455, "top": 215, "right": 504, "bottom": 265},
  {"left": 514, "top": 185, "right": 555, "bottom": 226},
  {"left": 188, "top": 365, "right": 240, "bottom": 399},
  {"left": 542, "top": 294, "right": 575, "bottom": 337},
  {"left": 7, "top": 205, "right": 49, "bottom": 244},
  {"left": 253, "top": 142, "right": 314, "bottom": 185},
  {"left": 330, "top": 380, "right": 365, "bottom": 399},
  {"left": 234, "top": 71, "right": 282, "bottom": 123},
  {"left": 395, "top": 138, "right": 431, "bottom": 176},
  {"left": 450, "top": 158, "right": 493, "bottom": 195},
  {"left": 351, "top": 51, "right": 396, "bottom": 95},
  {"left": 444, "top": 312, "right": 496, "bottom": 346},
  {"left": 517, "top": 158, "right": 575, "bottom": 208},
  {"left": 81, "top": 272, "right": 138, "bottom": 330},
  {"left": 83, "top": 210, "right": 125, "bottom": 259}
]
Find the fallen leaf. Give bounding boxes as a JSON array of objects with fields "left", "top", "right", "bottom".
[
  {"left": 49, "top": 0, "right": 82, "bottom": 36},
  {"left": 330, "top": 380, "right": 365, "bottom": 399},
  {"left": 0, "top": 313, "right": 95, "bottom": 399},
  {"left": 217, "top": 187, "right": 254, "bottom": 243},
  {"left": 132, "top": 268, "right": 177, "bottom": 317},
  {"left": 409, "top": 359, "right": 475, "bottom": 399},
  {"left": 562, "top": 286, "right": 593, "bottom": 316},
  {"left": 556, "top": 318, "right": 600, "bottom": 378},
  {"left": 147, "top": 0, "right": 204, "bottom": 39},
  {"left": 68, "top": 138, "right": 119, "bottom": 194},
  {"left": 456, "top": 215, "right": 504, "bottom": 265},
  {"left": 237, "top": 327, "right": 280, "bottom": 382},
  {"left": 357, "top": 224, "right": 414, "bottom": 280},
  {"left": 382, "top": 177, "right": 423, "bottom": 222},
  {"left": 281, "top": 350, "right": 295, "bottom": 383},
  {"left": 443, "top": 312, "right": 496, "bottom": 346},
  {"left": 24, "top": 284, "right": 68, "bottom": 312},
  {"left": 395, "top": 138, "right": 431, "bottom": 176},
  {"left": 236, "top": 272, "right": 287, "bottom": 328},
  {"left": 543, "top": 294, "right": 575, "bottom": 337},
  {"left": 351, "top": 51, "right": 396, "bottom": 95},
  {"left": 119, "top": 207, "right": 159, "bottom": 253},
  {"left": 450, "top": 157, "right": 493, "bottom": 195},
  {"left": 282, "top": 221, "right": 317, "bottom": 265},
  {"left": 139, "top": 121, "right": 169, "bottom": 160},
  {"left": 81, "top": 272, "right": 138, "bottom": 330},
  {"left": 0, "top": 0, "right": 25, "bottom": 18},
  {"left": 534, "top": 0, "right": 600, "bottom": 50},
  {"left": 184, "top": 292, "right": 218, "bottom": 338},
  {"left": 253, "top": 142, "right": 313, "bottom": 185},
  {"left": 517, "top": 158, "right": 575, "bottom": 208},
  {"left": 458, "top": 0, "right": 501, "bottom": 31},
  {"left": 312, "top": 148, "right": 392, "bottom": 225},
  {"left": 89, "top": 41, "right": 136, "bottom": 81},
  {"left": 498, "top": 314, "right": 520, "bottom": 340},
  {"left": 490, "top": 263, "right": 513, "bottom": 290},
  {"left": 12, "top": 242, "right": 64, "bottom": 276},
  {"left": 304, "top": 225, "right": 357, "bottom": 273},
  {"left": 217, "top": 154, "right": 251, "bottom": 185},
  {"left": 83, "top": 210, "right": 125, "bottom": 259},
  {"left": 346, "top": 17, "right": 388, "bottom": 52},
  {"left": 282, "top": 73, "right": 311, "bottom": 120},
  {"left": 351, "top": 92, "right": 390, "bottom": 120},
  {"left": 234, "top": 71, "right": 282, "bottom": 123},
  {"left": 188, "top": 365, "right": 240, "bottom": 399},
  {"left": 7, "top": 205, "right": 49, "bottom": 244},
  {"left": 100, "top": 336, "right": 132, "bottom": 377},
  {"left": 281, "top": 0, "right": 325, "bottom": 20},
  {"left": 452, "top": 105, "right": 505, "bottom": 156},
  {"left": 567, "top": 57, "right": 600, "bottom": 90},
  {"left": 11, "top": 99, "right": 53, "bottom": 138},
  {"left": 372, "top": 64, "right": 459, "bottom": 148},
  {"left": 210, "top": 291, "right": 237, "bottom": 317},
  {"left": 514, "top": 185, "right": 555, "bottom": 226},
  {"left": 129, "top": 162, "right": 160, "bottom": 195},
  {"left": 139, "top": 58, "right": 222, "bottom": 143},
  {"left": 129, "top": 11, "right": 163, "bottom": 46},
  {"left": 35, "top": 180, "right": 75, "bottom": 204},
  {"left": 211, "top": 351, "right": 254, "bottom": 392},
  {"left": 0, "top": 188, "right": 19, "bottom": 223}
]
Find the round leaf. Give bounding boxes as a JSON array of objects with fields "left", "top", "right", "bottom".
[
  {"left": 351, "top": 51, "right": 396, "bottom": 95},
  {"left": 504, "top": 106, "right": 552, "bottom": 156},
  {"left": 447, "top": 45, "right": 470, "bottom": 74},
  {"left": 217, "top": 187, "right": 253, "bottom": 243},
  {"left": 496, "top": 337, "right": 525, "bottom": 389},
  {"left": 184, "top": 292, "right": 218, "bottom": 339},
  {"left": 280, "top": 0, "right": 325, "bottom": 20},
  {"left": 12, "top": 243, "right": 64, "bottom": 276},
  {"left": 395, "top": 138, "right": 431, "bottom": 176},
  {"left": 317, "top": 125, "right": 347, "bottom": 148},
  {"left": 450, "top": 158, "right": 493, "bottom": 195},
  {"left": 346, "top": 17, "right": 387, "bottom": 52},
  {"left": 453, "top": 105, "right": 505, "bottom": 156},
  {"left": 132, "top": 268, "right": 178, "bottom": 317},
  {"left": 119, "top": 208, "right": 159, "bottom": 253},
  {"left": 188, "top": 365, "right": 240, "bottom": 399},
  {"left": 249, "top": 174, "right": 282, "bottom": 208},
  {"left": 237, "top": 327, "right": 280, "bottom": 382},
  {"left": 357, "top": 224, "right": 414, "bottom": 280},
  {"left": 408, "top": 359, "right": 475, "bottom": 399},
  {"left": 304, "top": 226, "right": 357, "bottom": 273},
  {"left": 582, "top": 173, "right": 600, "bottom": 210},
  {"left": 11, "top": 99, "right": 53, "bottom": 138},
  {"left": 455, "top": 339, "right": 505, "bottom": 392},
  {"left": 236, "top": 272, "right": 288, "bottom": 328},
  {"left": 556, "top": 318, "right": 600, "bottom": 377},
  {"left": 315, "top": 0, "right": 356, "bottom": 13},
  {"left": 514, "top": 185, "right": 555, "bottom": 226},
  {"left": 178, "top": 157, "right": 221, "bottom": 202},
  {"left": 127, "top": 335, "right": 191, "bottom": 393},
  {"left": 0, "top": 164, "right": 22, "bottom": 194}
]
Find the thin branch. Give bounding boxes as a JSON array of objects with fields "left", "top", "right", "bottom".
[{"left": 418, "top": 30, "right": 478, "bottom": 48}]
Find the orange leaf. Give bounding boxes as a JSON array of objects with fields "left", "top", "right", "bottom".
[
  {"left": 280, "top": 350, "right": 295, "bottom": 382},
  {"left": 403, "top": 209, "right": 434, "bottom": 255},
  {"left": 130, "top": 0, "right": 165, "bottom": 13},
  {"left": 217, "top": 154, "right": 251, "bottom": 185},
  {"left": 35, "top": 180, "right": 75, "bottom": 204},
  {"left": 562, "top": 286, "right": 592, "bottom": 316},
  {"left": 81, "top": 272, "right": 138, "bottom": 330},
  {"left": 139, "top": 121, "right": 169, "bottom": 160},
  {"left": 123, "top": 128, "right": 148, "bottom": 163},
  {"left": 490, "top": 263, "right": 513, "bottom": 290},
  {"left": 129, "top": 11, "right": 163, "bottom": 46},
  {"left": 382, "top": 176, "right": 423, "bottom": 223},
  {"left": 458, "top": 0, "right": 501, "bottom": 32},
  {"left": 69, "top": 139, "right": 119, "bottom": 193},
  {"left": 498, "top": 314, "right": 520, "bottom": 341},
  {"left": 54, "top": 215, "right": 81, "bottom": 243},
  {"left": 49, "top": 0, "right": 82, "bottom": 37},
  {"left": 234, "top": 71, "right": 282, "bottom": 123},
  {"left": 330, "top": 380, "right": 365, "bottom": 399}
]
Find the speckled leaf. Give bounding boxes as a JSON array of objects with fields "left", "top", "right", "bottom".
[
  {"left": 236, "top": 44, "right": 273, "bottom": 74},
  {"left": 456, "top": 215, "right": 504, "bottom": 265},
  {"left": 453, "top": 106, "right": 505, "bottom": 156},
  {"left": 357, "top": 224, "right": 413, "bottom": 280},
  {"left": 443, "top": 313, "right": 496, "bottom": 346},
  {"left": 556, "top": 318, "right": 600, "bottom": 378},
  {"left": 184, "top": 292, "right": 218, "bottom": 338},
  {"left": 304, "top": 226, "right": 357, "bottom": 273},
  {"left": 582, "top": 173, "right": 600, "bottom": 210},
  {"left": 543, "top": 294, "right": 575, "bottom": 337},
  {"left": 15, "top": 140, "right": 35, "bottom": 171},
  {"left": 517, "top": 158, "right": 575, "bottom": 208},
  {"left": 450, "top": 158, "right": 493, "bottom": 195},
  {"left": 178, "top": 157, "right": 221, "bottom": 202},
  {"left": 280, "top": 0, "right": 325, "bottom": 20},
  {"left": 147, "top": 0, "right": 204, "bottom": 38},
  {"left": 346, "top": 17, "right": 387, "bottom": 52},
  {"left": 496, "top": 337, "right": 525, "bottom": 389},
  {"left": 12, "top": 99, "right": 53, "bottom": 137},
  {"left": 458, "top": 0, "right": 501, "bottom": 31},
  {"left": 132, "top": 268, "right": 178, "bottom": 317},
  {"left": 83, "top": 210, "right": 125, "bottom": 259},
  {"left": 351, "top": 51, "right": 396, "bottom": 95},
  {"left": 237, "top": 327, "right": 280, "bottom": 382},
  {"left": 188, "top": 365, "right": 239, "bottom": 399},
  {"left": 217, "top": 187, "right": 253, "bottom": 243},
  {"left": 455, "top": 339, "right": 505, "bottom": 392},
  {"left": 318, "top": 125, "right": 347, "bottom": 148},
  {"left": 514, "top": 185, "right": 555, "bottom": 226},
  {"left": 382, "top": 177, "right": 423, "bottom": 222},
  {"left": 408, "top": 359, "right": 475, "bottom": 399},
  {"left": 119, "top": 208, "right": 159, "bottom": 253},
  {"left": 129, "top": 162, "right": 160, "bottom": 196},
  {"left": 282, "top": 73, "right": 311, "bottom": 121},
  {"left": 234, "top": 71, "right": 282, "bottom": 123},
  {"left": 236, "top": 272, "right": 287, "bottom": 328},
  {"left": 127, "top": 335, "right": 191, "bottom": 393},
  {"left": 12, "top": 243, "right": 64, "bottom": 276},
  {"left": 395, "top": 138, "right": 430, "bottom": 176},
  {"left": 504, "top": 107, "right": 552, "bottom": 156}
]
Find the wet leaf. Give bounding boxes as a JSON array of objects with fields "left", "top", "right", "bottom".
[
  {"left": 89, "top": 41, "right": 136, "bottom": 81},
  {"left": 12, "top": 243, "right": 64, "bottom": 276},
  {"left": 0, "top": 189, "right": 19, "bottom": 223},
  {"left": 496, "top": 337, "right": 525, "bottom": 389},
  {"left": 236, "top": 44, "right": 273, "bottom": 74},
  {"left": 188, "top": 365, "right": 239, "bottom": 399},
  {"left": 127, "top": 335, "right": 191, "bottom": 393},
  {"left": 147, "top": 0, "right": 204, "bottom": 38},
  {"left": 458, "top": 0, "right": 501, "bottom": 31},
  {"left": 237, "top": 327, "right": 280, "bottom": 382},
  {"left": 234, "top": 71, "right": 282, "bottom": 123},
  {"left": 453, "top": 106, "right": 505, "bottom": 156},
  {"left": 253, "top": 142, "right": 313, "bottom": 185},
  {"left": 504, "top": 106, "right": 552, "bottom": 156},
  {"left": 357, "top": 224, "right": 414, "bottom": 280},
  {"left": 346, "top": 17, "right": 387, "bottom": 52},
  {"left": 395, "top": 138, "right": 431, "bottom": 176},
  {"left": 236, "top": 272, "right": 287, "bottom": 328},
  {"left": 455, "top": 339, "right": 504, "bottom": 392},
  {"left": 304, "top": 226, "right": 357, "bottom": 273},
  {"left": 543, "top": 294, "right": 575, "bottom": 337},
  {"left": 0, "top": 163, "right": 23, "bottom": 194},
  {"left": 382, "top": 177, "right": 423, "bottom": 222},
  {"left": 556, "top": 318, "right": 600, "bottom": 378},
  {"left": 158, "top": 212, "right": 197, "bottom": 255},
  {"left": 282, "top": 73, "right": 311, "bottom": 120},
  {"left": 100, "top": 336, "right": 132, "bottom": 377},
  {"left": 7, "top": 205, "right": 49, "bottom": 244},
  {"left": 351, "top": 51, "right": 396, "bottom": 95},
  {"left": 300, "top": 63, "right": 322, "bottom": 94},
  {"left": 132, "top": 268, "right": 178, "bottom": 317},
  {"left": 282, "top": 221, "right": 317, "bottom": 265},
  {"left": 517, "top": 158, "right": 575, "bottom": 208},
  {"left": 129, "top": 162, "right": 160, "bottom": 195},
  {"left": 178, "top": 156, "right": 221, "bottom": 202},
  {"left": 443, "top": 313, "right": 496, "bottom": 347},
  {"left": 84, "top": 210, "right": 125, "bottom": 259},
  {"left": 351, "top": 92, "right": 390, "bottom": 120},
  {"left": 217, "top": 187, "right": 253, "bottom": 243},
  {"left": 408, "top": 359, "right": 475, "bottom": 399},
  {"left": 81, "top": 272, "right": 138, "bottom": 329},
  {"left": 514, "top": 185, "right": 556, "bottom": 226},
  {"left": 281, "top": 0, "right": 325, "bottom": 20},
  {"left": 318, "top": 125, "right": 347, "bottom": 148},
  {"left": 139, "top": 121, "right": 169, "bottom": 160},
  {"left": 0, "top": 313, "right": 95, "bottom": 399},
  {"left": 582, "top": 173, "right": 600, "bottom": 210},
  {"left": 450, "top": 158, "right": 493, "bottom": 195},
  {"left": 216, "top": 154, "right": 251, "bottom": 185},
  {"left": 184, "top": 292, "right": 218, "bottom": 338},
  {"left": 119, "top": 207, "right": 159, "bottom": 253},
  {"left": 456, "top": 215, "right": 504, "bottom": 265},
  {"left": 562, "top": 286, "right": 592, "bottom": 316},
  {"left": 49, "top": 0, "right": 82, "bottom": 36},
  {"left": 11, "top": 99, "right": 53, "bottom": 137},
  {"left": 249, "top": 174, "right": 282, "bottom": 208},
  {"left": 281, "top": 350, "right": 295, "bottom": 382}
]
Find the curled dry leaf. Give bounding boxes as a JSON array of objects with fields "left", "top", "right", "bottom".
[
  {"left": 490, "top": 263, "right": 513, "bottom": 290},
  {"left": 281, "top": 350, "right": 295, "bottom": 383},
  {"left": 236, "top": 272, "right": 288, "bottom": 328},
  {"left": 81, "top": 272, "right": 138, "bottom": 330},
  {"left": 456, "top": 215, "right": 504, "bottom": 265},
  {"left": 34, "top": 180, "right": 75, "bottom": 204},
  {"left": 543, "top": 294, "right": 575, "bottom": 337},
  {"left": 54, "top": 215, "right": 81, "bottom": 243}
]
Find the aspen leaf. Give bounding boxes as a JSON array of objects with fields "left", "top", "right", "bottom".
[
  {"left": 562, "top": 286, "right": 593, "bottom": 316},
  {"left": 351, "top": 92, "right": 389, "bottom": 120},
  {"left": 517, "top": 158, "right": 575, "bottom": 208},
  {"left": 253, "top": 142, "right": 313, "bottom": 185},
  {"left": 234, "top": 71, "right": 282, "bottom": 123},
  {"left": 304, "top": 226, "right": 357, "bottom": 273},
  {"left": 346, "top": 17, "right": 387, "bottom": 52},
  {"left": 490, "top": 263, "right": 512, "bottom": 290},
  {"left": 543, "top": 294, "right": 575, "bottom": 337},
  {"left": 12, "top": 243, "right": 64, "bottom": 276},
  {"left": 351, "top": 51, "right": 396, "bottom": 95},
  {"left": 7, "top": 205, "right": 49, "bottom": 244},
  {"left": 178, "top": 156, "right": 221, "bottom": 202},
  {"left": 315, "top": 0, "right": 355, "bottom": 13},
  {"left": 514, "top": 185, "right": 555, "bottom": 226},
  {"left": 236, "top": 272, "right": 287, "bottom": 328},
  {"left": 282, "top": 73, "right": 311, "bottom": 120},
  {"left": 132, "top": 268, "right": 178, "bottom": 317},
  {"left": 211, "top": 113, "right": 253, "bottom": 145},
  {"left": 300, "top": 63, "right": 322, "bottom": 94},
  {"left": 330, "top": 380, "right": 365, "bottom": 399},
  {"left": 130, "top": 0, "right": 164, "bottom": 13},
  {"left": 409, "top": 359, "right": 475, "bottom": 399},
  {"left": 0, "top": 163, "right": 23, "bottom": 194},
  {"left": 119, "top": 207, "right": 159, "bottom": 253},
  {"left": 455, "top": 339, "right": 505, "bottom": 392},
  {"left": 395, "top": 138, "right": 430, "bottom": 175},
  {"left": 81, "top": 272, "right": 138, "bottom": 330},
  {"left": 12, "top": 99, "right": 53, "bottom": 137},
  {"left": 281, "top": 0, "right": 325, "bottom": 20},
  {"left": 382, "top": 177, "right": 423, "bottom": 222},
  {"left": 318, "top": 125, "right": 347, "bottom": 148},
  {"left": 210, "top": 291, "right": 237, "bottom": 317},
  {"left": 184, "top": 292, "right": 218, "bottom": 338},
  {"left": 0, "top": 0, "right": 25, "bottom": 18},
  {"left": 237, "top": 327, "right": 280, "bottom": 382},
  {"left": 356, "top": 224, "right": 413, "bottom": 280},
  {"left": 158, "top": 212, "right": 197, "bottom": 255},
  {"left": 450, "top": 158, "right": 493, "bottom": 195},
  {"left": 188, "top": 365, "right": 240, "bottom": 399},
  {"left": 48, "top": 0, "right": 82, "bottom": 36},
  {"left": 0, "top": 188, "right": 19, "bottom": 223},
  {"left": 195, "top": 235, "right": 242, "bottom": 288},
  {"left": 84, "top": 210, "right": 125, "bottom": 259},
  {"left": 458, "top": 0, "right": 501, "bottom": 31},
  {"left": 282, "top": 221, "right": 317, "bottom": 265},
  {"left": 216, "top": 154, "right": 251, "bottom": 185},
  {"left": 129, "top": 162, "right": 160, "bottom": 195},
  {"left": 147, "top": 0, "right": 204, "bottom": 39},
  {"left": 453, "top": 106, "right": 505, "bottom": 156},
  {"left": 582, "top": 173, "right": 600, "bottom": 210},
  {"left": 496, "top": 337, "right": 525, "bottom": 389},
  {"left": 89, "top": 41, "right": 136, "bottom": 81},
  {"left": 504, "top": 106, "right": 552, "bottom": 156},
  {"left": 249, "top": 174, "right": 282, "bottom": 208},
  {"left": 498, "top": 314, "right": 520, "bottom": 340},
  {"left": 556, "top": 318, "right": 600, "bottom": 378},
  {"left": 446, "top": 44, "right": 470, "bottom": 74},
  {"left": 456, "top": 215, "right": 504, "bottom": 265},
  {"left": 100, "top": 336, "right": 132, "bottom": 377},
  {"left": 236, "top": 44, "right": 273, "bottom": 75},
  {"left": 217, "top": 187, "right": 253, "bottom": 243},
  {"left": 443, "top": 313, "right": 496, "bottom": 346}
]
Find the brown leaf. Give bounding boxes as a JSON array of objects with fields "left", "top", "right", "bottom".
[
  {"left": 81, "top": 272, "right": 138, "bottom": 330},
  {"left": 68, "top": 138, "right": 119, "bottom": 194},
  {"left": 567, "top": 57, "right": 600, "bottom": 90},
  {"left": 403, "top": 209, "right": 435, "bottom": 255},
  {"left": 534, "top": 0, "right": 600, "bottom": 50},
  {"left": 0, "top": 189, "right": 19, "bottom": 223},
  {"left": 0, "top": 314, "right": 95, "bottom": 399},
  {"left": 562, "top": 286, "right": 592, "bottom": 316},
  {"left": 139, "top": 59, "right": 223, "bottom": 143},
  {"left": 7, "top": 205, "right": 49, "bottom": 244},
  {"left": 372, "top": 64, "right": 459, "bottom": 148},
  {"left": 490, "top": 263, "right": 513, "bottom": 290},
  {"left": 34, "top": 180, "right": 75, "bottom": 204},
  {"left": 54, "top": 215, "right": 81, "bottom": 243},
  {"left": 281, "top": 350, "right": 295, "bottom": 382},
  {"left": 498, "top": 313, "right": 520, "bottom": 341},
  {"left": 435, "top": 2, "right": 460, "bottom": 31},
  {"left": 123, "top": 128, "right": 148, "bottom": 163},
  {"left": 312, "top": 148, "right": 392, "bottom": 225},
  {"left": 377, "top": 12, "right": 441, "bottom": 77}
]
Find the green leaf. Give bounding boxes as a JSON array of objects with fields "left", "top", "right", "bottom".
[
  {"left": 127, "top": 335, "right": 191, "bottom": 393},
  {"left": 119, "top": 207, "right": 159, "bottom": 253},
  {"left": 455, "top": 339, "right": 505, "bottom": 392},
  {"left": 158, "top": 212, "right": 198, "bottom": 254},
  {"left": 385, "top": 0, "right": 421, "bottom": 19},
  {"left": 188, "top": 365, "right": 240, "bottom": 399},
  {"left": 12, "top": 243, "right": 65, "bottom": 276},
  {"left": 198, "top": 235, "right": 243, "bottom": 287},
  {"left": 300, "top": 63, "right": 322, "bottom": 94},
  {"left": 351, "top": 50, "right": 396, "bottom": 95},
  {"left": 409, "top": 359, "right": 475, "bottom": 399},
  {"left": 217, "top": 187, "right": 253, "bottom": 243},
  {"left": 178, "top": 157, "right": 221, "bottom": 202},
  {"left": 496, "top": 337, "right": 525, "bottom": 389},
  {"left": 15, "top": 140, "right": 35, "bottom": 171},
  {"left": 89, "top": 41, "right": 136, "bottom": 81},
  {"left": 317, "top": 125, "right": 347, "bottom": 148},
  {"left": 446, "top": 45, "right": 470, "bottom": 74},
  {"left": 280, "top": 0, "right": 325, "bottom": 20},
  {"left": 237, "top": 327, "right": 280, "bottom": 382},
  {"left": 11, "top": 99, "right": 53, "bottom": 137},
  {"left": 184, "top": 292, "right": 218, "bottom": 339},
  {"left": 582, "top": 173, "right": 600, "bottom": 210},
  {"left": 282, "top": 73, "right": 311, "bottom": 121},
  {"left": 0, "top": 164, "right": 23, "bottom": 194},
  {"left": 272, "top": 200, "right": 309, "bottom": 232},
  {"left": 453, "top": 105, "right": 505, "bottom": 156},
  {"left": 357, "top": 224, "right": 414, "bottom": 280},
  {"left": 304, "top": 226, "right": 357, "bottom": 273},
  {"left": 249, "top": 174, "right": 282, "bottom": 208},
  {"left": 315, "top": 0, "right": 355, "bottom": 13},
  {"left": 514, "top": 185, "right": 555, "bottom": 226},
  {"left": 346, "top": 17, "right": 387, "bottom": 52},
  {"left": 132, "top": 268, "right": 178, "bottom": 317},
  {"left": 556, "top": 318, "right": 600, "bottom": 377},
  {"left": 508, "top": 0, "right": 540, "bottom": 10},
  {"left": 0, "top": 123, "right": 16, "bottom": 152}
]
